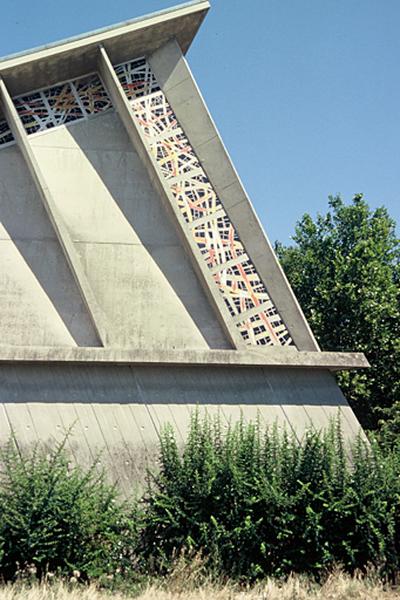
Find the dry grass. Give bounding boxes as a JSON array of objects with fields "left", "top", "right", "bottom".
[{"left": 0, "top": 572, "right": 399, "bottom": 600}]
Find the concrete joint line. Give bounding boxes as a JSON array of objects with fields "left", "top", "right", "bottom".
[
  {"left": 97, "top": 45, "right": 247, "bottom": 351},
  {"left": 0, "top": 236, "right": 56, "bottom": 243},
  {"left": 73, "top": 240, "right": 144, "bottom": 247},
  {"left": 162, "top": 73, "right": 191, "bottom": 95},
  {"left": 220, "top": 180, "right": 241, "bottom": 193},
  {"left": 0, "top": 76, "right": 111, "bottom": 348},
  {"left": 219, "top": 180, "right": 248, "bottom": 200},
  {"left": 225, "top": 197, "right": 247, "bottom": 211},
  {"left": 192, "top": 133, "right": 218, "bottom": 152}
]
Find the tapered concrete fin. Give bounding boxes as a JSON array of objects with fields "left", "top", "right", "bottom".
[
  {"left": 0, "top": 77, "right": 110, "bottom": 347},
  {"left": 97, "top": 44, "right": 246, "bottom": 350},
  {"left": 148, "top": 38, "right": 320, "bottom": 352}
]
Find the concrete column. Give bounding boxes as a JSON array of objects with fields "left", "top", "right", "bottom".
[
  {"left": 148, "top": 39, "right": 320, "bottom": 352},
  {"left": 97, "top": 44, "right": 246, "bottom": 350},
  {"left": 0, "top": 77, "right": 110, "bottom": 347}
]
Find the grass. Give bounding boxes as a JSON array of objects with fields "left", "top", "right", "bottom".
[{"left": 0, "top": 571, "right": 399, "bottom": 600}]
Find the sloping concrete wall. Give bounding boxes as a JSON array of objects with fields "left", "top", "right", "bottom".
[
  {"left": 0, "top": 364, "right": 362, "bottom": 494},
  {"left": 29, "top": 112, "right": 230, "bottom": 350},
  {"left": 0, "top": 145, "right": 99, "bottom": 346}
]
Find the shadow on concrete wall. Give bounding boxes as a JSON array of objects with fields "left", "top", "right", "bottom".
[
  {"left": 0, "top": 147, "right": 100, "bottom": 347},
  {"left": 68, "top": 114, "right": 231, "bottom": 350}
]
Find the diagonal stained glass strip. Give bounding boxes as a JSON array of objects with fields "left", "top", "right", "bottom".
[
  {"left": 0, "top": 119, "right": 14, "bottom": 146},
  {"left": 13, "top": 73, "right": 112, "bottom": 136},
  {"left": 115, "top": 57, "right": 294, "bottom": 347},
  {"left": 114, "top": 58, "right": 159, "bottom": 100}
]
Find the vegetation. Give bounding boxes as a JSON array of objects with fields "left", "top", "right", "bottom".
[
  {"left": 275, "top": 194, "right": 400, "bottom": 431},
  {"left": 142, "top": 414, "right": 400, "bottom": 581},
  {"left": 0, "top": 438, "right": 138, "bottom": 584},
  {"left": 1, "top": 415, "right": 400, "bottom": 589},
  {"left": 1, "top": 569, "right": 400, "bottom": 600}
]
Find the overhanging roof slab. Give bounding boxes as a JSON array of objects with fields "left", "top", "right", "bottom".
[{"left": 0, "top": 0, "right": 210, "bottom": 97}]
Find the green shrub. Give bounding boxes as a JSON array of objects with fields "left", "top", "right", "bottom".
[
  {"left": 0, "top": 437, "right": 138, "bottom": 582},
  {"left": 1, "top": 414, "right": 400, "bottom": 586},
  {"left": 140, "top": 413, "right": 400, "bottom": 581}
]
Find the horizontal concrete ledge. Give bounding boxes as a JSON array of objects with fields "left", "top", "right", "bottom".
[{"left": 0, "top": 346, "right": 369, "bottom": 370}]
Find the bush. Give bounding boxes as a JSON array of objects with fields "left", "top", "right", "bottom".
[
  {"left": 140, "top": 413, "right": 400, "bottom": 581},
  {"left": 0, "top": 437, "right": 138, "bottom": 583},
  {"left": 1, "top": 414, "right": 400, "bottom": 586}
]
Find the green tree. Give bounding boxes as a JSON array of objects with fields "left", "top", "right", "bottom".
[{"left": 275, "top": 194, "right": 400, "bottom": 430}]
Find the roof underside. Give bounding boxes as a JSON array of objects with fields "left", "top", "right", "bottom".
[{"left": 0, "top": 0, "right": 210, "bottom": 97}]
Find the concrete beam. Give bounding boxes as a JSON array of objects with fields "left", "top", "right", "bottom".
[
  {"left": 0, "top": 77, "right": 111, "bottom": 347},
  {"left": 97, "top": 44, "right": 246, "bottom": 350},
  {"left": 0, "top": 1, "right": 210, "bottom": 98},
  {"left": 148, "top": 39, "right": 320, "bottom": 352},
  {"left": 0, "top": 346, "right": 369, "bottom": 371}
]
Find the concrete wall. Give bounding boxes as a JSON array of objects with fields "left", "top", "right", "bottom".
[
  {"left": 0, "top": 363, "right": 362, "bottom": 494},
  {"left": 0, "top": 101, "right": 365, "bottom": 495},
  {"left": 0, "top": 34, "right": 367, "bottom": 494},
  {"left": 0, "top": 145, "right": 99, "bottom": 346},
  {"left": 28, "top": 112, "right": 230, "bottom": 350}
]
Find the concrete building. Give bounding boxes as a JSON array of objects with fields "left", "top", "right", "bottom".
[{"left": 0, "top": 1, "right": 367, "bottom": 489}]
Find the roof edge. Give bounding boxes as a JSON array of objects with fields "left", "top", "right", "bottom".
[
  {"left": 0, "top": 0, "right": 210, "bottom": 69},
  {"left": 0, "top": 1, "right": 210, "bottom": 98}
]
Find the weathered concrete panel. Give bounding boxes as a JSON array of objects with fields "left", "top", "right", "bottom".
[
  {"left": 0, "top": 145, "right": 100, "bottom": 346},
  {"left": 0, "top": 363, "right": 362, "bottom": 492},
  {"left": 29, "top": 113, "right": 230, "bottom": 350},
  {"left": 0, "top": 365, "right": 361, "bottom": 494},
  {"left": 0, "top": 241, "right": 74, "bottom": 346}
]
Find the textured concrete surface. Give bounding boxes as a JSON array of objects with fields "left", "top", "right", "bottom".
[
  {"left": 29, "top": 112, "right": 230, "bottom": 350},
  {"left": 0, "top": 346, "right": 369, "bottom": 370},
  {"left": 0, "top": 1, "right": 210, "bottom": 98},
  {"left": 0, "top": 364, "right": 362, "bottom": 493}
]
